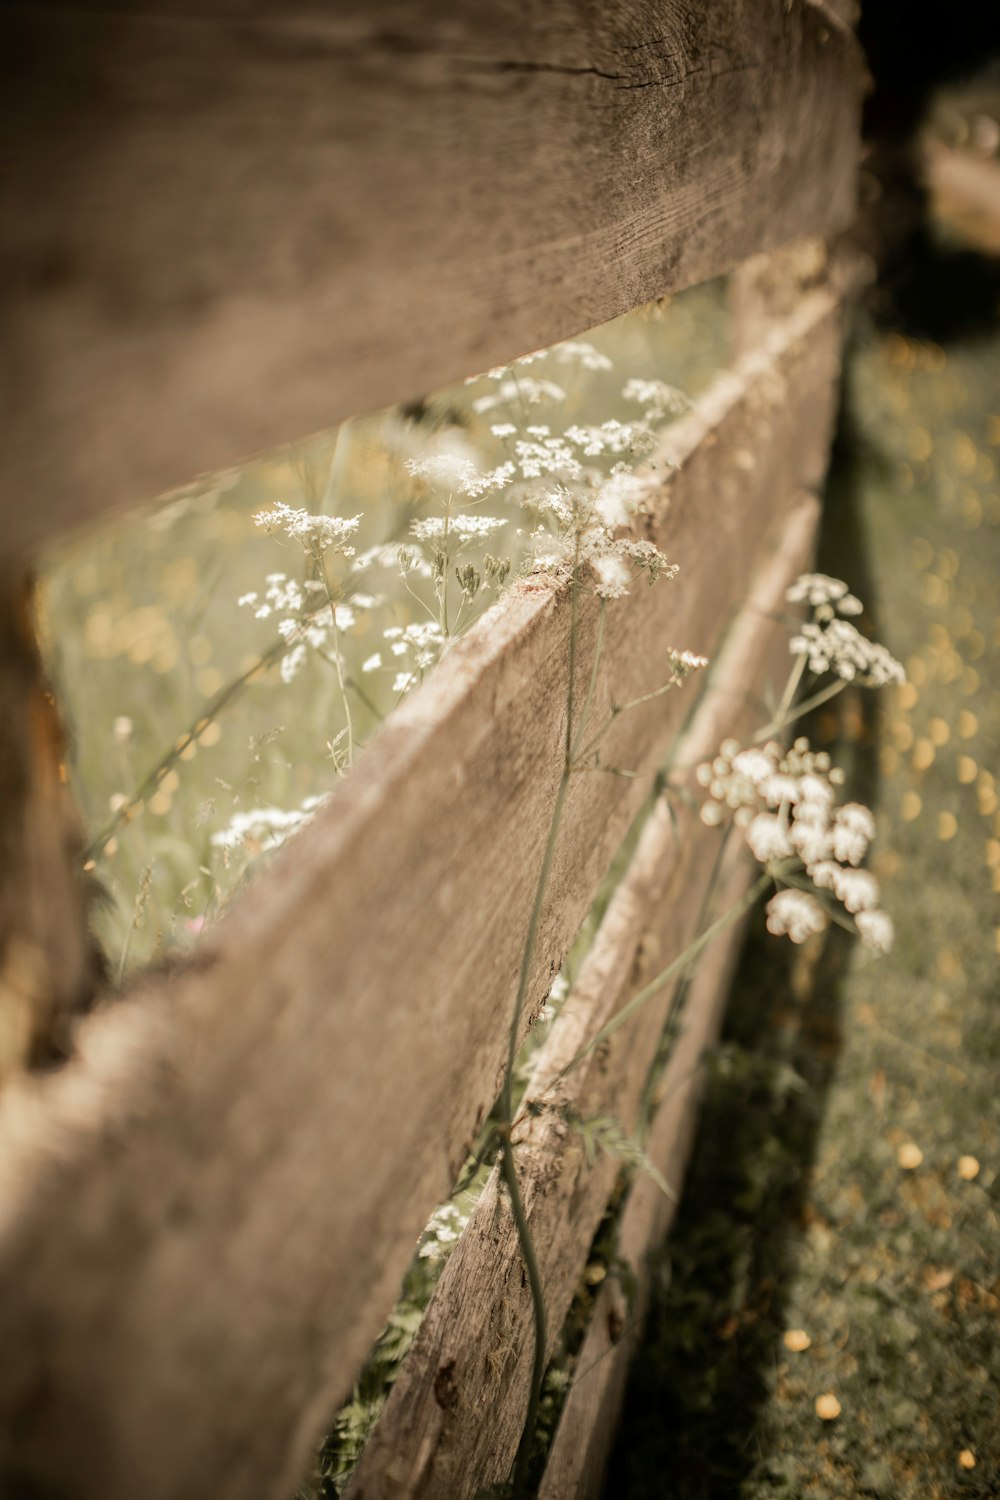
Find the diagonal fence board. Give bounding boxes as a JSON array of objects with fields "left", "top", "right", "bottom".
[
  {"left": 0, "top": 0, "right": 863, "bottom": 557},
  {"left": 0, "top": 292, "right": 843, "bottom": 1500},
  {"left": 345, "top": 494, "right": 819, "bottom": 1500},
  {"left": 539, "top": 841, "right": 758, "bottom": 1500}
]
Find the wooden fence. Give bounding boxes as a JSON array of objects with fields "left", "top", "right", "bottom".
[{"left": 0, "top": 3, "right": 865, "bottom": 1496}]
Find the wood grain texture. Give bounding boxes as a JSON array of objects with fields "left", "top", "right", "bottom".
[
  {"left": 0, "top": 0, "right": 862, "bottom": 558},
  {"left": 539, "top": 843, "right": 757, "bottom": 1500},
  {"left": 346, "top": 495, "right": 819, "bottom": 1500},
  {"left": 0, "top": 294, "right": 842, "bottom": 1500}
]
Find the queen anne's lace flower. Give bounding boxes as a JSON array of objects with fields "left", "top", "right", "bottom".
[
  {"left": 406, "top": 455, "right": 515, "bottom": 498},
  {"left": 698, "top": 736, "right": 891, "bottom": 953},
  {"left": 786, "top": 573, "right": 863, "bottom": 613},
  {"left": 622, "top": 378, "right": 690, "bottom": 419},
  {"left": 471, "top": 378, "right": 567, "bottom": 414},
  {"left": 211, "top": 795, "right": 327, "bottom": 856},
  {"left": 790, "top": 619, "right": 905, "bottom": 685},
  {"left": 254, "top": 504, "right": 361, "bottom": 556},
  {"left": 410, "top": 514, "right": 507, "bottom": 542}
]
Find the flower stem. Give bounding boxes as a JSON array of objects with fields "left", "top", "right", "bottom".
[
  {"left": 501, "top": 558, "right": 583, "bottom": 1495},
  {"left": 570, "top": 600, "right": 605, "bottom": 763},
  {"left": 319, "top": 556, "right": 354, "bottom": 771},
  {"left": 555, "top": 872, "right": 772, "bottom": 1084},
  {"left": 500, "top": 1136, "right": 547, "bottom": 1498}
]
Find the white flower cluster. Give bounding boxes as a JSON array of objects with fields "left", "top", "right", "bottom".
[
  {"left": 622, "top": 378, "right": 690, "bottom": 419},
  {"left": 522, "top": 460, "right": 673, "bottom": 599},
  {"left": 697, "top": 737, "right": 893, "bottom": 953},
  {"left": 790, "top": 618, "right": 906, "bottom": 686},
  {"left": 552, "top": 340, "right": 614, "bottom": 372},
  {"left": 418, "top": 1200, "right": 473, "bottom": 1262},
  {"left": 239, "top": 572, "right": 363, "bottom": 683},
  {"left": 786, "top": 573, "right": 863, "bottom": 616},
  {"left": 786, "top": 573, "right": 904, "bottom": 686},
  {"left": 405, "top": 454, "right": 514, "bottom": 499},
  {"left": 471, "top": 338, "right": 613, "bottom": 384},
  {"left": 472, "top": 378, "right": 567, "bottom": 414},
  {"left": 210, "top": 794, "right": 327, "bottom": 859},
  {"left": 669, "top": 649, "right": 710, "bottom": 678},
  {"left": 380, "top": 620, "right": 446, "bottom": 694},
  {"left": 254, "top": 503, "right": 361, "bottom": 557},
  {"left": 238, "top": 572, "right": 305, "bottom": 620},
  {"left": 410, "top": 514, "right": 508, "bottom": 542},
  {"left": 562, "top": 420, "right": 659, "bottom": 459}
]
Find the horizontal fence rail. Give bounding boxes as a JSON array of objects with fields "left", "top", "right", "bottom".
[
  {"left": 0, "top": 284, "right": 845, "bottom": 1500},
  {"left": 0, "top": 0, "right": 862, "bottom": 556}
]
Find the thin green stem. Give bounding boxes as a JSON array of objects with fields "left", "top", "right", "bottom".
[
  {"left": 318, "top": 555, "right": 354, "bottom": 771},
  {"left": 501, "top": 555, "right": 582, "bottom": 1494},
  {"left": 344, "top": 675, "right": 385, "bottom": 723},
  {"left": 770, "top": 677, "right": 848, "bottom": 733},
  {"left": 765, "top": 650, "right": 808, "bottom": 737},
  {"left": 573, "top": 670, "right": 685, "bottom": 768},
  {"left": 500, "top": 1137, "right": 547, "bottom": 1498},
  {"left": 85, "top": 635, "right": 292, "bottom": 861},
  {"left": 570, "top": 600, "right": 605, "bottom": 762},
  {"left": 503, "top": 771, "right": 572, "bottom": 1120},
  {"left": 555, "top": 872, "right": 772, "bottom": 1084}
]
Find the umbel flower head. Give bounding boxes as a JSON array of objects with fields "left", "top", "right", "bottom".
[
  {"left": 697, "top": 736, "right": 893, "bottom": 954},
  {"left": 786, "top": 572, "right": 905, "bottom": 686}
]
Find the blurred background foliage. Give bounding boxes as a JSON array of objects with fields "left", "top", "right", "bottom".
[{"left": 38, "top": 279, "right": 730, "bottom": 979}]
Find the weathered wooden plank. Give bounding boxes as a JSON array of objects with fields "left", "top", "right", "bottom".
[
  {"left": 0, "top": 0, "right": 863, "bottom": 557},
  {"left": 0, "top": 292, "right": 843, "bottom": 1500},
  {"left": 346, "top": 494, "right": 819, "bottom": 1500},
  {"left": 539, "top": 844, "right": 757, "bottom": 1500}
]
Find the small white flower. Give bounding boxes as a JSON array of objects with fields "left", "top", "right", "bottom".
[
  {"left": 789, "top": 820, "right": 834, "bottom": 869},
  {"left": 732, "top": 749, "right": 775, "bottom": 786},
  {"left": 746, "top": 813, "right": 794, "bottom": 864},
  {"left": 856, "top": 908, "right": 894, "bottom": 954},
  {"left": 831, "top": 804, "right": 876, "bottom": 865},
  {"left": 594, "top": 468, "right": 650, "bottom": 529},
  {"left": 761, "top": 773, "right": 801, "bottom": 808},
  {"left": 798, "top": 774, "right": 835, "bottom": 808},
  {"left": 555, "top": 339, "right": 613, "bottom": 371},
  {"left": 765, "top": 890, "right": 829, "bottom": 944},
  {"left": 471, "top": 378, "right": 566, "bottom": 414},
  {"left": 622, "top": 378, "right": 689, "bottom": 418},
  {"left": 406, "top": 454, "right": 514, "bottom": 499},
  {"left": 833, "top": 867, "right": 880, "bottom": 913},
  {"left": 786, "top": 573, "right": 854, "bottom": 608},
  {"left": 592, "top": 554, "right": 631, "bottom": 600},
  {"left": 280, "top": 643, "right": 307, "bottom": 682},
  {"left": 362, "top": 653, "right": 382, "bottom": 673},
  {"left": 410, "top": 514, "right": 507, "bottom": 542}
]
